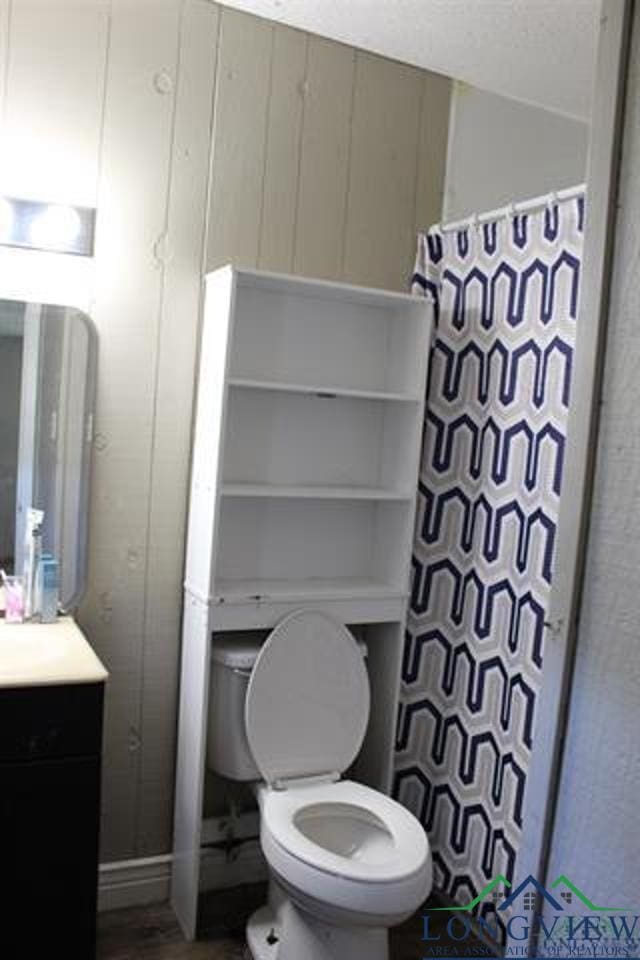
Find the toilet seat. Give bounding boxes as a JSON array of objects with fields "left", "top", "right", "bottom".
[
  {"left": 245, "top": 610, "right": 370, "bottom": 787},
  {"left": 261, "top": 779, "right": 429, "bottom": 883}
]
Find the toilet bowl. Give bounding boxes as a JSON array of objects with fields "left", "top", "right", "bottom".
[
  {"left": 259, "top": 779, "right": 432, "bottom": 921},
  {"left": 208, "top": 610, "right": 432, "bottom": 960}
]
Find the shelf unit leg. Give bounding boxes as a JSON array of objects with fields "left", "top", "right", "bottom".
[{"left": 171, "top": 595, "right": 211, "bottom": 939}]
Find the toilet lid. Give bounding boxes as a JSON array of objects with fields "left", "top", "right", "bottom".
[{"left": 245, "top": 610, "right": 370, "bottom": 786}]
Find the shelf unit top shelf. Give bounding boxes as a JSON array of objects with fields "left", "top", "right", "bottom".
[
  {"left": 228, "top": 377, "right": 421, "bottom": 404},
  {"left": 229, "top": 265, "right": 433, "bottom": 310},
  {"left": 221, "top": 483, "right": 413, "bottom": 501}
]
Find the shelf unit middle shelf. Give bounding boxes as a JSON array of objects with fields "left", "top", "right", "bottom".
[
  {"left": 227, "top": 376, "right": 421, "bottom": 404},
  {"left": 221, "top": 484, "right": 414, "bottom": 501}
]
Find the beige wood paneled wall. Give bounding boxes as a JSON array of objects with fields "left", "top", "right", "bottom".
[
  {"left": 0, "top": 0, "right": 450, "bottom": 862},
  {"left": 206, "top": 8, "right": 451, "bottom": 288}
]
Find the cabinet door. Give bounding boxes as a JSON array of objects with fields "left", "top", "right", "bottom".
[{"left": 0, "top": 755, "right": 100, "bottom": 956}]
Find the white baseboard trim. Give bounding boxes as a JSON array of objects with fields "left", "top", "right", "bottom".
[
  {"left": 98, "top": 855, "right": 172, "bottom": 913},
  {"left": 99, "top": 844, "right": 268, "bottom": 913}
]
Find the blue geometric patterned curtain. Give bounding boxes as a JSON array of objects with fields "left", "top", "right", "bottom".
[{"left": 394, "top": 197, "right": 584, "bottom": 936}]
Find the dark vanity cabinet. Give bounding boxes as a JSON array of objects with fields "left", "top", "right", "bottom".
[{"left": 0, "top": 682, "right": 104, "bottom": 956}]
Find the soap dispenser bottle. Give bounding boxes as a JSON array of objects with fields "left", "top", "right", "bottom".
[{"left": 24, "top": 521, "right": 42, "bottom": 619}]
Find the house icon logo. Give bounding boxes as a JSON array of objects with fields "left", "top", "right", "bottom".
[
  {"left": 498, "top": 876, "right": 564, "bottom": 913},
  {"left": 428, "top": 872, "right": 632, "bottom": 915}
]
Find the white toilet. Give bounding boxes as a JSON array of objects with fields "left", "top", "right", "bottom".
[{"left": 207, "top": 610, "right": 433, "bottom": 960}]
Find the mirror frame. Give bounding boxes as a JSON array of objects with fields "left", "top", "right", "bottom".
[{"left": 1, "top": 294, "right": 97, "bottom": 612}]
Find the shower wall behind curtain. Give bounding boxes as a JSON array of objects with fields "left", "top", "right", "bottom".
[{"left": 394, "top": 198, "right": 584, "bottom": 929}]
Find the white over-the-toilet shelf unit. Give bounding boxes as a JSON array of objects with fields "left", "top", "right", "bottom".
[{"left": 172, "top": 266, "right": 433, "bottom": 939}]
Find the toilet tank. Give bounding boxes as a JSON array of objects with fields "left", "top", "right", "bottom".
[
  {"left": 207, "top": 629, "right": 368, "bottom": 782},
  {"left": 207, "top": 633, "right": 263, "bottom": 781}
]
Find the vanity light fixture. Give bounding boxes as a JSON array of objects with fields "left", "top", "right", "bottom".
[{"left": 0, "top": 195, "right": 96, "bottom": 257}]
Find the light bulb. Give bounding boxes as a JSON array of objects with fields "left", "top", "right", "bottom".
[{"left": 29, "top": 204, "right": 82, "bottom": 251}]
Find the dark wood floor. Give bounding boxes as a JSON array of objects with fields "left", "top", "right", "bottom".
[{"left": 97, "top": 885, "right": 493, "bottom": 959}]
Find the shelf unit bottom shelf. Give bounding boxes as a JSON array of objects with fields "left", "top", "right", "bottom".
[
  {"left": 213, "top": 577, "right": 406, "bottom": 604},
  {"left": 221, "top": 483, "right": 412, "bottom": 501}
]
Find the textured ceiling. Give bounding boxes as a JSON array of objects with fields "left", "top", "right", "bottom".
[{"left": 215, "top": 0, "right": 600, "bottom": 120}]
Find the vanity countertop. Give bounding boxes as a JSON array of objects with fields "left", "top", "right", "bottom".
[{"left": 0, "top": 617, "right": 108, "bottom": 688}]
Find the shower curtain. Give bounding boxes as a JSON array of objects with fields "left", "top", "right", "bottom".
[{"left": 394, "top": 197, "right": 584, "bottom": 934}]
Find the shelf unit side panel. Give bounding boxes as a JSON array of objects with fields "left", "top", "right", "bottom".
[
  {"left": 370, "top": 501, "right": 414, "bottom": 590},
  {"left": 352, "top": 622, "right": 405, "bottom": 794},
  {"left": 185, "top": 267, "right": 236, "bottom": 599},
  {"left": 377, "top": 402, "right": 422, "bottom": 493},
  {"left": 381, "top": 300, "right": 433, "bottom": 592},
  {"left": 171, "top": 597, "right": 212, "bottom": 939},
  {"left": 385, "top": 301, "right": 430, "bottom": 397}
]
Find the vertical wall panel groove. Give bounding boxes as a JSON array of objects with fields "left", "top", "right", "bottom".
[
  {"left": 0, "top": 0, "right": 12, "bottom": 136},
  {"left": 257, "top": 22, "right": 306, "bottom": 273},
  {"left": 292, "top": 36, "right": 355, "bottom": 280},
  {"left": 134, "top": 0, "right": 184, "bottom": 855},
  {"left": 343, "top": 53, "right": 423, "bottom": 291},
  {"left": 92, "top": 2, "right": 114, "bottom": 236},
  {"left": 289, "top": 33, "right": 309, "bottom": 272},
  {"left": 339, "top": 47, "right": 359, "bottom": 281},
  {"left": 137, "top": 0, "right": 219, "bottom": 857},
  {"left": 411, "top": 78, "right": 427, "bottom": 261},
  {"left": 206, "top": 7, "right": 272, "bottom": 271},
  {"left": 254, "top": 23, "right": 275, "bottom": 268},
  {"left": 80, "top": 0, "right": 182, "bottom": 860},
  {"left": 415, "top": 72, "right": 451, "bottom": 236}
]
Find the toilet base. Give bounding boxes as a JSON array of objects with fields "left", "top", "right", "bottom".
[
  {"left": 246, "top": 905, "right": 280, "bottom": 960},
  {"left": 246, "top": 896, "right": 388, "bottom": 960}
]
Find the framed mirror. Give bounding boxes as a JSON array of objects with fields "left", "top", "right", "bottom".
[{"left": 0, "top": 299, "right": 96, "bottom": 610}]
